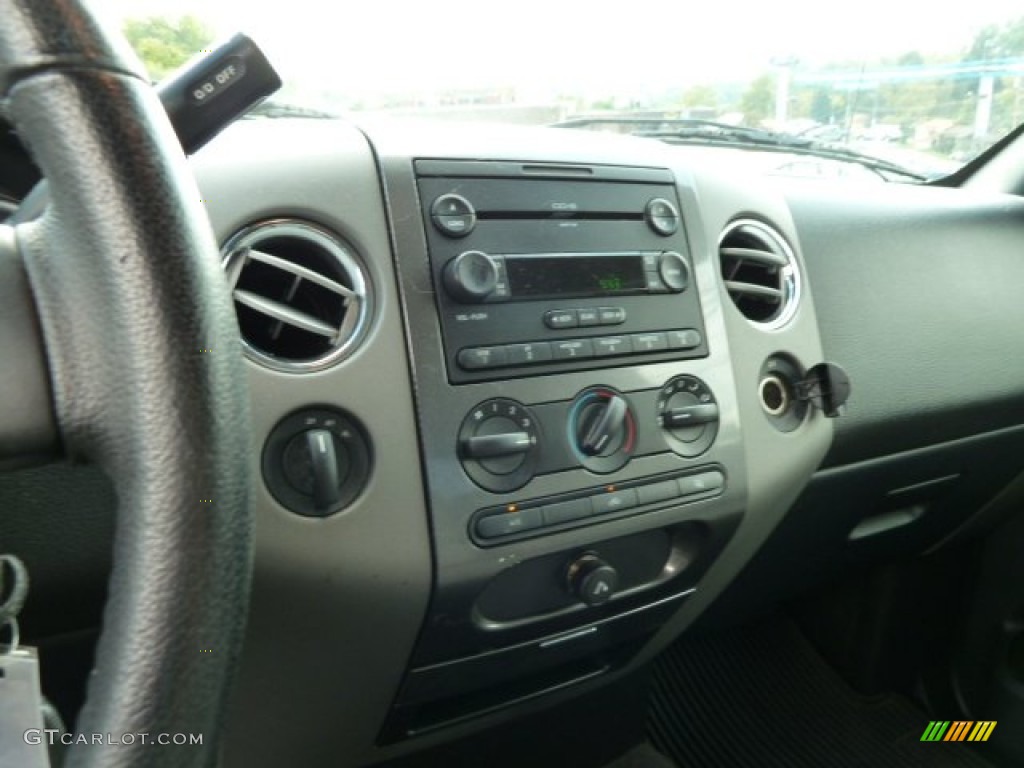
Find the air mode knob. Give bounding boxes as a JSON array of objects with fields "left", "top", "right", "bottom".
[
  {"left": 443, "top": 250, "right": 500, "bottom": 303},
  {"left": 657, "top": 375, "right": 720, "bottom": 458},
  {"left": 566, "top": 553, "right": 619, "bottom": 606}
]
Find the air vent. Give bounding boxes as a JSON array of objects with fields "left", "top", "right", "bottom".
[
  {"left": 222, "top": 220, "right": 371, "bottom": 372},
  {"left": 718, "top": 219, "right": 800, "bottom": 327}
]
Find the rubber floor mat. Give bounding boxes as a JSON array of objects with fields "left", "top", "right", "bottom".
[{"left": 648, "top": 619, "right": 995, "bottom": 768}]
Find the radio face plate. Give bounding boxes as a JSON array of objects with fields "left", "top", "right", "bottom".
[{"left": 417, "top": 177, "right": 709, "bottom": 384}]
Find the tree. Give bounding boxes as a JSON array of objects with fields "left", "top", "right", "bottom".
[
  {"left": 964, "top": 18, "right": 1024, "bottom": 62},
  {"left": 740, "top": 75, "right": 774, "bottom": 125},
  {"left": 898, "top": 51, "right": 925, "bottom": 67},
  {"left": 123, "top": 15, "right": 215, "bottom": 81},
  {"left": 810, "top": 88, "right": 833, "bottom": 123},
  {"left": 682, "top": 85, "right": 718, "bottom": 109},
  {"left": 958, "top": 17, "right": 1024, "bottom": 136}
]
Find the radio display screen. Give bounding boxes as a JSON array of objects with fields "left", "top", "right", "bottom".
[{"left": 505, "top": 254, "right": 647, "bottom": 298}]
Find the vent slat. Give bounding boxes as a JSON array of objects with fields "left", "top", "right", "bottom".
[
  {"left": 222, "top": 220, "right": 370, "bottom": 372},
  {"left": 247, "top": 248, "right": 355, "bottom": 301},
  {"left": 724, "top": 280, "right": 783, "bottom": 302},
  {"left": 718, "top": 220, "right": 799, "bottom": 325},
  {"left": 233, "top": 290, "right": 339, "bottom": 338},
  {"left": 720, "top": 246, "right": 787, "bottom": 268}
]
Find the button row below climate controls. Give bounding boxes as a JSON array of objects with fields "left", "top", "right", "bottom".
[
  {"left": 457, "top": 328, "right": 702, "bottom": 370},
  {"left": 473, "top": 468, "right": 726, "bottom": 541}
]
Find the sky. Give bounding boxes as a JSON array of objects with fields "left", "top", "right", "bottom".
[{"left": 95, "top": 0, "right": 1024, "bottom": 101}]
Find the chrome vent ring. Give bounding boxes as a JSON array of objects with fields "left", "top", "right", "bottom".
[
  {"left": 222, "top": 220, "right": 371, "bottom": 372},
  {"left": 718, "top": 219, "right": 801, "bottom": 329}
]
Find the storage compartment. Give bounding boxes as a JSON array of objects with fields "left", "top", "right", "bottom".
[
  {"left": 698, "top": 424, "right": 1024, "bottom": 628},
  {"left": 378, "top": 590, "right": 689, "bottom": 743}
]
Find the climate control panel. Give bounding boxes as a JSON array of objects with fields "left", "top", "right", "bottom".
[{"left": 455, "top": 377, "right": 723, "bottom": 540}]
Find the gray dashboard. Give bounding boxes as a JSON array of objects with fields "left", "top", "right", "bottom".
[{"left": 187, "top": 119, "right": 837, "bottom": 766}]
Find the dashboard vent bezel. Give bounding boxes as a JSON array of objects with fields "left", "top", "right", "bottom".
[
  {"left": 222, "top": 219, "right": 372, "bottom": 373},
  {"left": 718, "top": 219, "right": 801, "bottom": 329}
]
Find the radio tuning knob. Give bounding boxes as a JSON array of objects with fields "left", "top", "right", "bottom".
[{"left": 443, "top": 250, "right": 500, "bottom": 303}]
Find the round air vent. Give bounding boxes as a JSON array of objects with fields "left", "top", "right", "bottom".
[
  {"left": 718, "top": 219, "right": 800, "bottom": 328},
  {"left": 222, "top": 220, "right": 371, "bottom": 372}
]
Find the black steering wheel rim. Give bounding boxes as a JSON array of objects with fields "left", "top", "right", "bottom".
[{"left": 0, "top": 2, "right": 253, "bottom": 766}]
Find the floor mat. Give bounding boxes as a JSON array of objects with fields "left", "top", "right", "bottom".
[
  {"left": 648, "top": 619, "right": 994, "bottom": 768},
  {"left": 604, "top": 742, "right": 678, "bottom": 768}
]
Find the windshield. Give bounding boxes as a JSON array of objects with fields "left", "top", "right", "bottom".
[{"left": 99, "top": 0, "right": 1024, "bottom": 181}]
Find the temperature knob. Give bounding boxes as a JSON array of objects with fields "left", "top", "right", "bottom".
[
  {"left": 657, "top": 375, "right": 719, "bottom": 457},
  {"left": 568, "top": 388, "right": 636, "bottom": 474},
  {"left": 443, "top": 250, "right": 501, "bottom": 303},
  {"left": 458, "top": 399, "right": 540, "bottom": 492}
]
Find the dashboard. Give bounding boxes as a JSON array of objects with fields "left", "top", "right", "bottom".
[
  {"left": 7, "top": 114, "right": 1024, "bottom": 767},
  {"left": 190, "top": 117, "right": 814, "bottom": 764},
  {"left": 194, "top": 120, "right": 834, "bottom": 765}
]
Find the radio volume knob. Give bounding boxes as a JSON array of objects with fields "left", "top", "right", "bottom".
[{"left": 443, "top": 250, "right": 500, "bottom": 303}]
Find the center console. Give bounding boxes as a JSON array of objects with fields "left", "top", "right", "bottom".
[{"left": 380, "top": 158, "right": 748, "bottom": 740}]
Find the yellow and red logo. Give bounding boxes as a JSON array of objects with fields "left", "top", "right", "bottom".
[{"left": 921, "top": 721, "right": 996, "bottom": 742}]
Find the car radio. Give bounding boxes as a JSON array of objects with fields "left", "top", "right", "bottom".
[{"left": 416, "top": 164, "right": 709, "bottom": 383}]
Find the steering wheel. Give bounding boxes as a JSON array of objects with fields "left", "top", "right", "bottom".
[{"left": 0, "top": 2, "right": 252, "bottom": 767}]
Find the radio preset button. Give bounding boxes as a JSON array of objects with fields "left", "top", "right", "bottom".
[
  {"left": 457, "top": 346, "right": 508, "bottom": 370},
  {"left": 544, "top": 309, "right": 578, "bottom": 329},
  {"left": 592, "top": 336, "right": 630, "bottom": 357},
  {"left": 631, "top": 332, "right": 669, "bottom": 354},
  {"left": 667, "top": 329, "right": 702, "bottom": 349},
  {"left": 658, "top": 251, "right": 690, "bottom": 293},
  {"left": 553, "top": 339, "right": 594, "bottom": 360},
  {"left": 431, "top": 194, "right": 477, "bottom": 238},
  {"left": 598, "top": 306, "right": 627, "bottom": 325},
  {"left": 577, "top": 308, "right": 600, "bottom": 327},
  {"left": 506, "top": 342, "right": 553, "bottom": 366},
  {"left": 642, "top": 253, "right": 659, "bottom": 271},
  {"left": 646, "top": 198, "right": 680, "bottom": 236}
]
